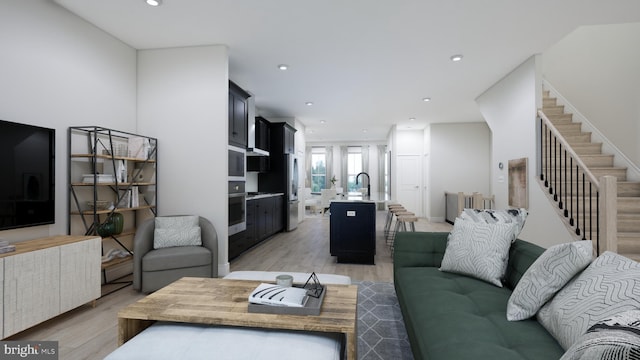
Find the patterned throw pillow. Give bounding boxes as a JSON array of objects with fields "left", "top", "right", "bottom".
[
  {"left": 506, "top": 240, "right": 593, "bottom": 321},
  {"left": 460, "top": 208, "right": 528, "bottom": 241},
  {"left": 560, "top": 310, "right": 640, "bottom": 360},
  {"left": 537, "top": 252, "right": 640, "bottom": 350},
  {"left": 155, "top": 215, "right": 199, "bottom": 229},
  {"left": 153, "top": 215, "right": 202, "bottom": 249},
  {"left": 440, "top": 218, "right": 519, "bottom": 287}
]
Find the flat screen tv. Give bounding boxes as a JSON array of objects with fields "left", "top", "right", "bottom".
[{"left": 0, "top": 120, "right": 55, "bottom": 231}]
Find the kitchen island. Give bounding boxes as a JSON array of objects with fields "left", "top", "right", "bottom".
[{"left": 329, "top": 196, "right": 379, "bottom": 264}]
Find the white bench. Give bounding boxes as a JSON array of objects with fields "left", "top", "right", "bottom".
[{"left": 105, "top": 271, "right": 351, "bottom": 360}]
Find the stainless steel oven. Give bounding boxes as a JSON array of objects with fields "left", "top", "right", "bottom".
[
  {"left": 228, "top": 181, "right": 246, "bottom": 235},
  {"left": 228, "top": 145, "right": 246, "bottom": 181}
]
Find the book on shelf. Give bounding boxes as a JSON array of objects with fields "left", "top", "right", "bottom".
[{"left": 128, "top": 136, "right": 150, "bottom": 160}]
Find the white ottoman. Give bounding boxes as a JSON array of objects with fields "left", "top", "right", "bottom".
[{"left": 105, "top": 322, "right": 343, "bottom": 360}]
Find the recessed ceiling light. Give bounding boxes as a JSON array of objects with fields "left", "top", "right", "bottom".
[
  {"left": 145, "top": 0, "right": 162, "bottom": 6},
  {"left": 422, "top": 97, "right": 431, "bottom": 102},
  {"left": 362, "top": 129, "right": 368, "bottom": 133},
  {"left": 450, "top": 54, "right": 463, "bottom": 62},
  {"left": 320, "top": 120, "right": 326, "bottom": 124},
  {"left": 409, "top": 118, "right": 416, "bottom": 121},
  {"left": 308, "top": 129, "right": 314, "bottom": 134},
  {"left": 305, "top": 102, "right": 313, "bottom": 106},
  {"left": 278, "top": 64, "right": 289, "bottom": 71}
]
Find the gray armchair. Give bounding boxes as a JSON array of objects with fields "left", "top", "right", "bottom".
[{"left": 133, "top": 216, "right": 218, "bottom": 293}]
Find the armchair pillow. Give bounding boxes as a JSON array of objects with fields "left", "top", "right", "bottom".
[
  {"left": 440, "top": 218, "right": 519, "bottom": 287},
  {"left": 153, "top": 215, "right": 202, "bottom": 249},
  {"left": 537, "top": 251, "right": 640, "bottom": 349},
  {"left": 506, "top": 240, "right": 593, "bottom": 321}
]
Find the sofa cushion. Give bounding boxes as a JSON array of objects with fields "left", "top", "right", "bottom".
[
  {"left": 440, "top": 218, "right": 518, "bottom": 287},
  {"left": 538, "top": 251, "right": 640, "bottom": 350},
  {"left": 395, "top": 267, "right": 564, "bottom": 360},
  {"left": 507, "top": 240, "right": 593, "bottom": 321},
  {"left": 143, "top": 246, "right": 212, "bottom": 272},
  {"left": 560, "top": 309, "right": 640, "bottom": 360}
]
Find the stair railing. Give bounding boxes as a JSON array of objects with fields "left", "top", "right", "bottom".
[{"left": 538, "top": 110, "right": 617, "bottom": 254}]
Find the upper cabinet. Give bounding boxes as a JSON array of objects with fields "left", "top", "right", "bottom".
[
  {"left": 255, "top": 116, "right": 271, "bottom": 152},
  {"left": 228, "top": 81, "right": 250, "bottom": 148},
  {"left": 270, "top": 122, "right": 296, "bottom": 155}
]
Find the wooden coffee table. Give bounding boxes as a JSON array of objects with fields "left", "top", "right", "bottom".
[{"left": 118, "top": 277, "right": 359, "bottom": 359}]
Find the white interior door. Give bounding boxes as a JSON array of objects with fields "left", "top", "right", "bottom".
[{"left": 396, "top": 155, "right": 422, "bottom": 216}]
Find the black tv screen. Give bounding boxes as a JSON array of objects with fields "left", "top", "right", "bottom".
[{"left": 0, "top": 120, "right": 55, "bottom": 230}]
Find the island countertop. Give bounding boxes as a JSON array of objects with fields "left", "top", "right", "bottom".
[{"left": 331, "top": 192, "right": 390, "bottom": 203}]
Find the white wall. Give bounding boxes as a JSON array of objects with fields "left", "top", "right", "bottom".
[
  {"left": 428, "top": 123, "right": 491, "bottom": 222},
  {"left": 543, "top": 23, "right": 640, "bottom": 165},
  {"left": 136, "top": 45, "right": 230, "bottom": 275},
  {"left": 0, "top": 0, "right": 137, "bottom": 242},
  {"left": 476, "top": 56, "right": 573, "bottom": 248}
]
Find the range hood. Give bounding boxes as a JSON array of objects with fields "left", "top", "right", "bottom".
[{"left": 246, "top": 96, "right": 270, "bottom": 157}]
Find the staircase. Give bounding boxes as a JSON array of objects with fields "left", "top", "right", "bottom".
[{"left": 540, "top": 91, "right": 640, "bottom": 261}]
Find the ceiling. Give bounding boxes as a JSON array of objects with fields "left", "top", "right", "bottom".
[{"left": 54, "top": 0, "right": 640, "bottom": 143}]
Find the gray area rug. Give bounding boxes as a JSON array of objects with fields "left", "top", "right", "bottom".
[{"left": 356, "top": 281, "right": 414, "bottom": 360}]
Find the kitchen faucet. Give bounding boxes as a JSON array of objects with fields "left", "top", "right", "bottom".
[{"left": 355, "top": 172, "right": 370, "bottom": 197}]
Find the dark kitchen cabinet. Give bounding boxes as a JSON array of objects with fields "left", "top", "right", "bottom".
[
  {"left": 247, "top": 117, "right": 271, "bottom": 172},
  {"left": 255, "top": 116, "right": 271, "bottom": 152},
  {"left": 228, "top": 81, "right": 249, "bottom": 148},
  {"left": 268, "top": 122, "right": 296, "bottom": 155},
  {"left": 272, "top": 195, "right": 284, "bottom": 234},
  {"left": 228, "top": 195, "right": 284, "bottom": 261}
]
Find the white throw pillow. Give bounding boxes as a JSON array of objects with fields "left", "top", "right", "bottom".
[
  {"left": 440, "top": 218, "right": 518, "bottom": 287},
  {"left": 506, "top": 240, "right": 593, "bottom": 321},
  {"left": 153, "top": 226, "right": 202, "bottom": 249},
  {"left": 537, "top": 252, "right": 640, "bottom": 350},
  {"left": 155, "top": 215, "right": 199, "bottom": 229},
  {"left": 560, "top": 310, "right": 640, "bottom": 360},
  {"left": 460, "top": 208, "right": 528, "bottom": 241}
]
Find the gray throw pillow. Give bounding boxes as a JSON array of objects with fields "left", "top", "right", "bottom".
[
  {"left": 560, "top": 309, "right": 640, "bottom": 360},
  {"left": 155, "top": 215, "right": 199, "bottom": 229},
  {"left": 153, "top": 215, "right": 202, "bottom": 249},
  {"left": 440, "top": 218, "right": 518, "bottom": 287},
  {"left": 537, "top": 252, "right": 640, "bottom": 350},
  {"left": 153, "top": 226, "right": 202, "bottom": 249},
  {"left": 507, "top": 240, "right": 593, "bottom": 321}
]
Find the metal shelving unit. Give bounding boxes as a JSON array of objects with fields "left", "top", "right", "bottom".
[{"left": 68, "top": 126, "right": 158, "bottom": 296}]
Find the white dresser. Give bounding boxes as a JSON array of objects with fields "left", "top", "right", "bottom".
[{"left": 0, "top": 235, "right": 101, "bottom": 338}]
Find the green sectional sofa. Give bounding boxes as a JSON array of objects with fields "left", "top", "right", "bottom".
[{"left": 393, "top": 231, "right": 565, "bottom": 360}]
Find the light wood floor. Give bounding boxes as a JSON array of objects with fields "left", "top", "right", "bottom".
[{"left": 7, "top": 210, "right": 451, "bottom": 359}]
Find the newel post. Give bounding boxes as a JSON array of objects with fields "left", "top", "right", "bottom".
[{"left": 598, "top": 175, "right": 617, "bottom": 255}]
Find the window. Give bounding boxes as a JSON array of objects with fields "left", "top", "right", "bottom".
[
  {"left": 310, "top": 148, "right": 327, "bottom": 193},
  {"left": 346, "top": 147, "right": 362, "bottom": 192}
]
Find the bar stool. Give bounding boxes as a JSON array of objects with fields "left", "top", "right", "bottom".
[
  {"left": 387, "top": 210, "right": 414, "bottom": 245},
  {"left": 384, "top": 205, "right": 404, "bottom": 238},
  {"left": 385, "top": 206, "right": 407, "bottom": 241},
  {"left": 390, "top": 215, "right": 418, "bottom": 255}
]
